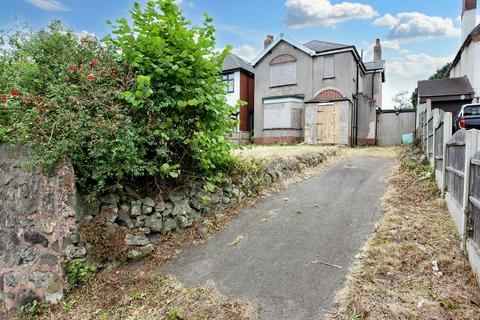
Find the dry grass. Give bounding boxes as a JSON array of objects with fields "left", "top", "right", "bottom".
[
  {"left": 342, "top": 146, "right": 399, "bottom": 158},
  {"left": 234, "top": 144, "right": 336, "bottom": 159},
  {"left": 326, "top": 156, "right": 480, "bottom": 319},
  {"left": 17, "top": 272, "right": 258, "bottom": 320}
]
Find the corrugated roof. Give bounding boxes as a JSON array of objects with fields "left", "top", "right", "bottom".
[
  {"left": 418, "top": 76, "right": 474, "bottom": 98},
  {"left": 364, "top": 60, "right": 386, "bottom": 70},
  {"left": 222, "top": 54, "right": 254, "bottom": 74},
  {"left": 303, "top": 40, "right": 350, "bottom": 53}
]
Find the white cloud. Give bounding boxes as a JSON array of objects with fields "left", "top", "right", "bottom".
[
  {"left": 285, "top": 0, "right": 378, "bottom": 28},
  {"left": 24, "top": 0, "right": 68, "bottom": 11},
  {"left": 374, "top": 12, "right": 460, "bottom": 41},
  {"left": 383, "top": 53, "right": 452, "bottom": 109},
  {"left": 232, "top": 45, "right": 260, "bottom": 62}
]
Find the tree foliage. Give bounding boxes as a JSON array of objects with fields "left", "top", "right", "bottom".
[{"left": 0, "top": 0, "right": 236, "bottom": 197}]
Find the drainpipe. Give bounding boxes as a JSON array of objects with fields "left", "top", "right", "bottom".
[{"left": 352, "top": 62, "right": 360, "bottom": 147}]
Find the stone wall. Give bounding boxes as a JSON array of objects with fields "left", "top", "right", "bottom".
[
  {"left": 1, "top": 144, "right": 338, "bottom": 309},
  {"left": 0, "top": 144, "right": 76, "bottom": 309}
]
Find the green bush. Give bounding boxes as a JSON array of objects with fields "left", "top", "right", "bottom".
[{"left": 0, "top": 0, "right": 237, "bottom": 197}]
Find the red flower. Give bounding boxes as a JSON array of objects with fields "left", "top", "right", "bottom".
[
  {"left": 90, "top": 59, "right": 99, "bottom": 68},
  {"left": 87, "top": 74, "right": 95, "bottom": 81},
  {"left": 23, "top": 98, "right": 31, "bottom": 105},
  {"left": 44, "top": 103, "right": 49, "bottom": 108},
  {"left": 35, "top": 106, "right": 42, "bottom": 111},
  {"left": 1, "top": 94, "right": 7, "bottom": 104},
  {"left": 10, "top": 90, "right": 21, "bottom": 97}
]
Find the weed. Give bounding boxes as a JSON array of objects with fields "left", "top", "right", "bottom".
[
  {"left": 167, "top": 308, "right": 184, "bottom": 320},
  {"left": 17, "top": 300, "right": 50, "bottom": 319},
  {"left": 65, "top": 258, "right": 97, "bottom": 287},
  {"left": 441, "top": 298, "right": 460, "bottom": 310}
]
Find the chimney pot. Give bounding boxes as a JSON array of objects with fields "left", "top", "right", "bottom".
[
  {"left": 264, "top": 35, "right": 274, "bottom": 49},
  {"left": 374, "top": 39, "right": 382, "bottom": 62}
]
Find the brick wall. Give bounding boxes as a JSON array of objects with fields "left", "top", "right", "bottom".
[{"left": 253, "top": 136, "right": 304, "bottom": 145}]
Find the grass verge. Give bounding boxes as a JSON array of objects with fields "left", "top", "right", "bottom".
[{"left": 326, "top": 149, "right": 480, "bottom": 319}]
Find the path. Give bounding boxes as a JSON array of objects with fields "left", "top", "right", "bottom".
[{"left": 157, "top": 156, "right": 395, "bottom": 320}]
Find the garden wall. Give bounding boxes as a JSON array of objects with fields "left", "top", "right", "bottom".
[
  {"left": 0, "top": 144, "right": 77, "bottom": 309},
  {"left": 0, "top": 143, "right": 338, "bottom": 309}
]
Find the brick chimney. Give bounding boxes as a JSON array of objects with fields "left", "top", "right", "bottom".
[
  {"left": 373, "top": 39, "right": 382, "bottom": 61},
  {"left": 264, "top": 35, "right": 274, "bottom": 49},
  {"left": 462, "top": 0, "right": 477, "bottom": 42}
]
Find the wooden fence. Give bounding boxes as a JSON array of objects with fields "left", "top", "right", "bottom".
[
  {"left": 446, "top": 130, "right": 466, "bottom": 206},
  {"left": 416, "top": 99, "right": 480, "bottom": 284},
  {"left": 470, "top": 152, "right": 480, "bottom": 247}
]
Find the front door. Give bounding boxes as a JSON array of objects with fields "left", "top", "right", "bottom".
[{"left": 317, "top": 104, "right": 339, "bottom": 144}]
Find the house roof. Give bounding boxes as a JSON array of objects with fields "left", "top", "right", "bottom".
[
  {"left": 251, "top": 34, "right": 385, "bottom": 80},
  {"left": 448, "top": 23, "right": 480, "bottom": 76},
  {"left": 364, "top": 60, "right": 386, "bottom": 71},
  {"left": 303, "top": 40, "right": 350, "bottom": 53},
  {"left": 222, "top": 53, "right": 254, "bottom": 74},
  {"left": 418, "top": 76, "right": 475, "bottom": 103}
]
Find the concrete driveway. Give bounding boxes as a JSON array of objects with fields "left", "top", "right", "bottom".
[{"left": 157, "top": 156, "right": 395, "bottom": 320}]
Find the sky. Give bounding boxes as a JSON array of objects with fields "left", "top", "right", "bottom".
[{"left": 0, "top": 0, "right": 473, "bottom": 108}]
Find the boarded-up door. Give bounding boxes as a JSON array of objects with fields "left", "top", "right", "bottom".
[{"left": 317, "top": 104, "right": 339, "bottom": 144}]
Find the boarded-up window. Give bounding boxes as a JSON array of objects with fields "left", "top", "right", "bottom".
[
  {"left": 270, "top": 54, "right": 297, "bottom": 87},
  {"left": 324, "top": 55, "right": 335, "bottom": 78},
  {"left": 263, "top": 99, "right": 303, "bottom": 129}
]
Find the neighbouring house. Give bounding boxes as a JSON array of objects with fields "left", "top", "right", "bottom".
[
  {"left": 417, "top": 0, "right": 479, "bottom": 122},
  {"left": 251, "top": 33, "right": 386, "bottom": 146},
  {"left": 222, "top": 53, "right": 255, "bottom": 144},
  {"left": 448, "top": 0, "right": 480, "bottom": 101}
]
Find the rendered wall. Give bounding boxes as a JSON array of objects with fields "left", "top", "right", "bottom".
[{"left": 377, "top": 111, "right": 416, "bottom": 146}]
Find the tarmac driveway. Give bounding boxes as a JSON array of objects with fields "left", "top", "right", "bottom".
[{"left": 157, "top": 156, "right": 395, "bottom": 320}]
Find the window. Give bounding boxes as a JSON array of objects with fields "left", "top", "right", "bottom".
[
  {"left": 270, "top": 54, "right": 297, "bottom": 87},
  {"left": 223, "top": 73, "right": 235, "bottom": 93},
  {"left": 464, "top": 105, "right": 480, "bottom": 116},
  {"left": 323, "top": 55, "right": 335, "bottom": 79}
]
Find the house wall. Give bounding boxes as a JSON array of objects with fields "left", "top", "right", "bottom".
[
  {"left": 226, "top": 71, "right": 241, "bottom": 107},
  {"left": 377, "top": 111, "right": 416, "bottom": 146},
  {"left": 357, "top": 94, "right": 377, "bottom": 145},
  {"left": 450, "top": 41, "right": 480, "bottom": 102},
  {"left": 254, "top": 41, "right": 313, "bottom": 144},
  {"left": 311, "top": 52, "right": 357, "bottom": 100}
]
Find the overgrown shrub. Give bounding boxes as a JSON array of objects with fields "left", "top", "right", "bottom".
[{"left": 0, "top": 0, "right": 236, "bottom": 197}]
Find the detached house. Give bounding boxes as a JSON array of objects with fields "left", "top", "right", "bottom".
[
  {"left": 252, "top": 34, "right": 386, "bottom": 146},
  {"left": 222, "top": 54, "right": 255, "bottom": 144}
]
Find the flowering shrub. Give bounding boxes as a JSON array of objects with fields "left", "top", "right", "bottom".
[{"left": 0, "top": 1, "right": 236, "bottom": 197}]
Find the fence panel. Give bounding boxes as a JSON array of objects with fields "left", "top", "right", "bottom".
[
  {"left": 446, "top": 130, "right": 466, "bottom": 206},
  {"left": 428, "top": 117, "right": 434, "bottom": 158},
  {"left": 470, "top": 152, "right": 480, "bottom": 247},
  {"left": 435, "top": 122, "right": 444, "bottom": 171}
]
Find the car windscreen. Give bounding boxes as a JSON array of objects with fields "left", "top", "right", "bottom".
[{"left": 464, "top": 105, "right": 480, "bottom": 116}]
